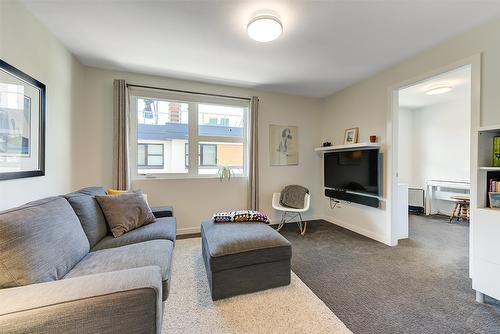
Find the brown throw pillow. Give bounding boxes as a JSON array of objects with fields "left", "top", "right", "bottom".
[{"left": 95, "top": 191, "right": 155, "bottom": 238}]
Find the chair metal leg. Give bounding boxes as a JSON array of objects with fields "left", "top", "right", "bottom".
[
  {"left": 450, "top": 203, "right": 458, "bottom": 222},
  {"left": 276, "top": 211, "right": 307, "bottom": 235},
  {"left": 297, "top": 213, "right": 307, "bottom": 235},
  {"left": 276, "top": 212, "right": 286, "bottom": 232}
]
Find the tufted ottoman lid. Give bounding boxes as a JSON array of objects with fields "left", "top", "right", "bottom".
[{"left": 201, "top": 220, "right": 291, "bottom": 273}]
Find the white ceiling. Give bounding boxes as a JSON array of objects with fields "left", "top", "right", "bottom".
[
  {"left": 22, "top": 0, "right": 500, "bottom": 97},
  {"left": 399, "top": 65, "right": 471, "bottom": 109}
]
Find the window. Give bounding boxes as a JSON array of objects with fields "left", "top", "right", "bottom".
[
  {"left": 198, "top": 104, "right": 244, "bottom": 137},
  {"left": 130, "top": 90, "right": 249, "bottom": 178},
  {"left": 138, "top": 143, "right": 164, "bottom": 168}
]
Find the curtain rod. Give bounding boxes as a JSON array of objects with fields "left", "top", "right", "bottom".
[{"left": 126, "top": 83, "right": 252, "bottom": 101}]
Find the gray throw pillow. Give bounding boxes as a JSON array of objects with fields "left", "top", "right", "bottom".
[{"left": 95, "top": 191, "right": 155, "bottom": 238}]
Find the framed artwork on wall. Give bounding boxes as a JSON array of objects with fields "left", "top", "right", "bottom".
[
  {"left": 0, "top": 59, "right": 46, "bottom": 180},
  {"left": 269, "top": 124, "right": 298, "bottom": 166}
]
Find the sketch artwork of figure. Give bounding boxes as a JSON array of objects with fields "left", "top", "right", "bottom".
[{"left": 277, "top": 127, "right": 292, "bottom": 154}]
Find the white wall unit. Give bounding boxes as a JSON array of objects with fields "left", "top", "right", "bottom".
[
  {"left": 472, "top": 208, "right": 500, "bottom": 299},
  {"left": 472, "top": 124, "right": 500, "bottom": 302}
]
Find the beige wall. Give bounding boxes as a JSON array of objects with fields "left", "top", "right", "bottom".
[
  {"left": 0, "top": 1, "right": 83, "bottom": 210},
  {"left": 5, "top": 0, "right": 500, "bottom": 241},
  {"left": 320, "top": 17, "right": 500, "bottom": 244},
  {"left": 76, "top": 67, "right": 323, "bottom": 233}
]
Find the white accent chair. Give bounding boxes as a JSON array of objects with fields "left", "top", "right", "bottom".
[{"left": 272, "top": 192, "right": 311, "bottom": 235}]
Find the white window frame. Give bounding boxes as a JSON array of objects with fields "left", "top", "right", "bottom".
[{"left": 129, "top": 88, "right": 249, "bottom": 180}]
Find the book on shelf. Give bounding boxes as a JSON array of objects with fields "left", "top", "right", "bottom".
[
  {"left": 494, "top": 136, "right": 500, "bottom": 167},
  {"left": 489, "top": 178, "right": 500, "bottom": 192}
]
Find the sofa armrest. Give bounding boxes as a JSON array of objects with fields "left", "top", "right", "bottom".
[
  {"left": 0, "top": 266, "right": 163, "bottom": 334},
  {"left": 152, "top": 206, "right": 174, "bottom": 218}
]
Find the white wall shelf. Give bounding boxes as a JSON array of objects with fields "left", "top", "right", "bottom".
[
  {"left": 478, "top": 124, "right": 500, "bottom": 133},
  {"left": 314, "top": 142, "right": 381, "bottom": 152},
  {"left": 479, "top": 166, "right": 500, "bottom": 171}
]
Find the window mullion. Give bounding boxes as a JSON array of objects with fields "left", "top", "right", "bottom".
[{"left": 188, "top": 102, "right": 199, "bottom": 176}]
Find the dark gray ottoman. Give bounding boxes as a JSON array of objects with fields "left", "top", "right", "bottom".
[{"left": 201, "top": 220, "right": 291, "bottom": 300}]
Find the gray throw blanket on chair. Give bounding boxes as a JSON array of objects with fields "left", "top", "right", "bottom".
[{"left": 280, "top": 185, "right": 309, "bottom": 209}]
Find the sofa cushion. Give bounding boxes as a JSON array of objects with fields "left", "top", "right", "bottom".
[
  {"left": 64, "top": 187, "right": 108, "bottom": 248},
  {"left": 92, "top": 217, "right": 176, "bottom": 251},
  {"left": 0, "top": 197, "right": 90, "bottom": 288},
  {"left": 200, "top": 220, "right": 291, "bottom": 273},
  {"left": 64, "top": 240, "right": 173, "bottom": 300},
  {"left": 95, "top": 191, "right": 156, "bottom": 238}
]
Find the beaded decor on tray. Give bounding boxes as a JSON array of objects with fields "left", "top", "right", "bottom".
[{"left": 212, "top": 210, "right": 270, "bottom": 224}]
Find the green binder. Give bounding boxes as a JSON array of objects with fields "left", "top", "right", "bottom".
[{"left": 494, "top": 136, "right": 500, "bottom": 167}]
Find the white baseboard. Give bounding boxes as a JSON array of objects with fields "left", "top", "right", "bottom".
[
  {"left": 318, "top": 215, "right": 390, "bottom": 245},
  {"left": 177, "top": 216, "right": 322, "bottom": 235},
  {"left": 177, "top": 216, "right": 389, "bottom": 246},
  {"left": 177, "top": 226, "right": 201, "bottom": 235},
  {"left": 268, "top": 216, "right": 321, "bottom": 226}
]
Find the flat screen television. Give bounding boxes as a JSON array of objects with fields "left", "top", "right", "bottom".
[{"left": 324, "top": 149, "right": 380, "bottom": 195}]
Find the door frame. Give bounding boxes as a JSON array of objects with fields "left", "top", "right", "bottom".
[{"left": 385, "top": 54, "right": 481, "bottom": 276}]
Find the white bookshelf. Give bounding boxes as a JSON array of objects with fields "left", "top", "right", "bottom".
[
  {"left": 314, "top": 142, "right": 380, "bottom": 152},
  {"left": 478, "top": 124, "right": 500, "bottom": 133},
  {"left": 479, "top": 166, "right": 500, "bottom": 171},
  {"left": 472, "top": 124, "right": 500, "bottom": 302}
]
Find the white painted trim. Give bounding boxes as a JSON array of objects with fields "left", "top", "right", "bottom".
[
  {"left": 177, "top": 226, "right": 201, "bottom": 235},
  {"left": 176, "top": 216, "right": 323, "bottom": 235},
  {"left": 319, "top": 215, "right": 389, "bottom": 245},
  {"left": 478, "top": 124, "right": 500, "bottom": 132},
  {"left": 314, "top": 142, "right": 380, "bottom": 152},
  {"left": 479, "top": 167, "right": 500, "bottom": 171}
]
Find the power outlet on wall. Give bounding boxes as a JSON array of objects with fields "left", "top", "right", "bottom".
[{"left": 329, "top": 198, "right": 341, "bottom": 209}]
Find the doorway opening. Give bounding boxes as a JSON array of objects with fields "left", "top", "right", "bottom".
[{"left": 392, "top": 64, "right": 472, "bottom": 244}]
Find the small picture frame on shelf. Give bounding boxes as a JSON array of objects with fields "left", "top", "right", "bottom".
[
  {"left": 343, "top": 127, "right": 359, "bottom": 144},
  {"left": 489, "top": 192, "right": 500, "bottom": 209}
]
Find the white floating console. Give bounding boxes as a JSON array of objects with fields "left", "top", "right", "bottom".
[{"left": 315, "top": 142, "right": 381, "bottom": 152}]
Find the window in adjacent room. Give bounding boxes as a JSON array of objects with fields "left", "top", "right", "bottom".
[{"left": 129, "top": 89, "right": 249, "bottom": 178}]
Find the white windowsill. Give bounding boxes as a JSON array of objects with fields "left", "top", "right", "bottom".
[{"left": 132, "top": 174, "right": 249, "bottom": 181}]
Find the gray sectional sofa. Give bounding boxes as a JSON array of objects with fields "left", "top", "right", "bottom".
[{"left": 0, "top": 187, "right": 176, "bottom": 334}]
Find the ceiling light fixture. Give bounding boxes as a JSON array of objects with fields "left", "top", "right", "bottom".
[
  {"left": 247, "top": 14, "right": 283, "bottom": 42},
  {"left": 425, "top": 85, "right": 453, "bottom": 95}
]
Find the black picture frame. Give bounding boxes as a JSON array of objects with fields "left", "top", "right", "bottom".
[{"left": 0, "top": 59, "right": 46, "bottom": 180}]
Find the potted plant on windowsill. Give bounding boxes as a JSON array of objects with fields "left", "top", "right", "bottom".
[{"left": 217, "top": 166, "right": 233, "bottom": 182}]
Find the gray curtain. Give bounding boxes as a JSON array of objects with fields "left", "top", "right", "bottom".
[
  {"left": 248, "top": 96, "right": 259, "bottom": 210},
  {"left": 112, "top": 79, "right": 130, "bottom": 190}
]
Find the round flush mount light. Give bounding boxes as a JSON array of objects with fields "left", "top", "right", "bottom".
[
  {"left": 247, "top": 14, "right": 283, "bottom": 42},
  {"left": 425, "top": 85, "right": 453, "bottom": 95}
]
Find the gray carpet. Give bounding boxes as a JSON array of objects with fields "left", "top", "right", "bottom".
[{"left": 280, "top": 215, "right": 500, "bottom": 334}]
